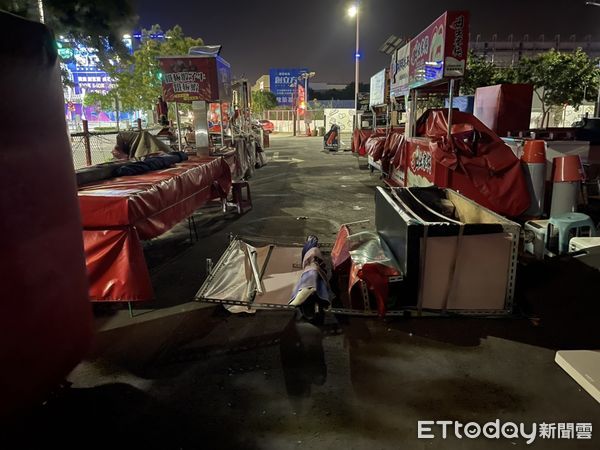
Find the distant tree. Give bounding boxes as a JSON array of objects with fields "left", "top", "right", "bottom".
[
  {"left": 84, "top": 90, "right": 117, "bottom": 110},
  {"left": 342, "top": 82, "right": 370, "bottom": 98},
  {"left": 311, "top": 82, "right": 369, "bottom": 101},
  {"left": 251, "top": 91, "right": 278, "bottom": 113},
  {"left": 514, "top": 49, "right": 600, "bottom": 127},
  {"left": 312, "top": 89, "right": 345, "bottom": 101},
  {"left": 460, "top": 50, "right": 497, "bottom": 95},
  {"left": 86, "top": 25, "right": 202, "bottom": 117},
  {"left": 84, "top": 90, "right": 122, "bottom": 127},
  {"left": 493, "top": 66, "right": 518, "bottom": 85},
  {"left": 309, "top": 99, "right": 323, "bottom": 110},
  {"left": 1, "top": 0, "right": 136, "bottom": 65}
]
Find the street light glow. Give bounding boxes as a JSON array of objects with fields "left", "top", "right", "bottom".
[{"left": 347, "top": 5, "right": 357, "bottom": 17}]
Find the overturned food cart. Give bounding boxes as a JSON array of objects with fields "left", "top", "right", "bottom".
[{"left": 196, "top": 186, "right": 519, "bottom": 318}]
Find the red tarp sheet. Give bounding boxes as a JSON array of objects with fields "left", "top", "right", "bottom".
[
  {"left": 365, "top": 135, "right": 387, "bottom": 162},
  {"left": 386, "top": 110, "right": 529, "bottom": 217},
  {"left": 382, "top": 132, "right": 406, "bottom": 175},
  {"left": 78, "top": 156, "right": 232, "bottom": 301},
  {"left": 332, "top": 225, "right": 401, "bottom": 317},
  {"left": 221, "top": 149, "right": 241, "bottom": 181},
  {"left": 366, "top": 129, "right": 406, "bottom": 174},
  {"left": 352, "top": 129, "right": 382, "bottom": 156},
  {"left": 416, "top": 109, "right": 530, "bottom": 217}
]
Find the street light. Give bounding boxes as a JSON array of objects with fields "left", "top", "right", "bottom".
[
  {"left": 347, "top": 2, "right": 360, "bottom": 130},
  {"left": 298, "top": 72, "right": 316, "bottom": 135},
  {"left": 585, "top": 2, "right": 600, "bottom": 6},
  {"left": 299, "top": 71, "right": 316, "bottom": 104}
]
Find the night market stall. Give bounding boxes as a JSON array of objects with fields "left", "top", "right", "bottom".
[{"left": 76, "top": 48, "right": 265, "bottom": 304}]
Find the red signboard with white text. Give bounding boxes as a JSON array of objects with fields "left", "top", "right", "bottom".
[
  {"left": 406, "top": 11, "right": 469, "bottom": 91},
  {"left": 158, "top": 55, "right": 232, "bottom": 103}
]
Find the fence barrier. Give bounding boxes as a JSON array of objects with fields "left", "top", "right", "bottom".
[{"left": 70, "top": 119, "right": 143, "bottom": 169}]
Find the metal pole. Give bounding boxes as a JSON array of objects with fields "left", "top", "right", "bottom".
[
  {"left": 354, "top": 3, "right": 360, "bottom": 130},
  {"left": 447, "top": 79, "right": 455, "bottom": 143},
  {"left": 37, "top": 0, "right": 45, "bottom": 23},
  {"left": 305, "top": 75, "right": 309, "bottom": 136},
  {"left": 410, "top": 90, "right": 417, "bottom": 137},
  {"left": 304, "top": 76, "right": 308, "bottom": 104},
  {"left": 175, "top": 101, "right": 182, "bottom": 151},
  {"left": 293, "top": 82, "right": 297, "bottom": 136},
  {"left": 219, "top": 102, "right": 225, "bottom": 147},
  {"left": 82, "top": 119, "right": 92, "bottom": 166},
  {"left": 595, "top": 83, "right": 600, "bottom": 117},
  {"left": 115, "top": 97, "right": 120, "bottom": 131},
  {"left": 405, "top": 89, "right": 417, "bottom": 137}
]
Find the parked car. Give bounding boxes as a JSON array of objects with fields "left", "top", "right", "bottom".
[{"left": 258, "top": 119, "right": 274, "bottom": 134}]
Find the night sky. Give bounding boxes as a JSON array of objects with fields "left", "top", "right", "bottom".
[{"left": 136, "top": 0, "right": 599, "bottom": 84}]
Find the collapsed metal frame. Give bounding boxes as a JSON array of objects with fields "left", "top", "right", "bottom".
[
  {"left": 195, "top": 201, "right": 518, "bottom": 318},
  {"left": 386, "top": 187, "right": 519, "bottom": 316},
  {"left": 195, "top": 235, "right": 407, "bottom": 317}
]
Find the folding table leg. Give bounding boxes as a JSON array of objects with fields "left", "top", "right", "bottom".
[
  {"left": 191, "top": 216, "right": 198, "bottom": 241},
  {"left": 187, "top": 216, "right": 199, "bottom": 242}
]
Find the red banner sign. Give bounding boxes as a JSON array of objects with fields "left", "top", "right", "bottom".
[
  {"left": 443, "top": 11, "right": 469, "bottom": 77},
  {"left": 405, "top": 11, "right": 469, "bottom": 91},
  {"left": 158, "top": 56, "right": 232, "bottom": 103},
  {"left": 208, "top": 102, "right": 230, "bottom": 133}
]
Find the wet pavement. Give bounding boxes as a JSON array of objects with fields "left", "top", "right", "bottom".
[{"left": 4, "top": 135, "right": 599, "bottom": 449}]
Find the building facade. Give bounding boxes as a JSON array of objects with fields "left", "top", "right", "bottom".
[
  {"left": 470, "top": 34, "right": 600, "bottom": 67},
  {"left": 252, "top": 75, "right": 270, "bottom": 93}
]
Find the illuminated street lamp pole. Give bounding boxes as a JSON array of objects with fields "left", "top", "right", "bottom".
[
  {"left": 299, "top": 71, "right": 316, "bottom": 105},
  {"left": 290, "top": 81, "right": 297, "bottom": 136},
  {"left": 348, "top": 2, "right": 360, "bottom": 129},
  {"left": 298, "top": 71, "right": 316, "bottom": 135},
  {"left": 302, "top": 71, "right": 316, "bottom": 103}
]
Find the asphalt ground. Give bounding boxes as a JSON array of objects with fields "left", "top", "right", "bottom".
[{"left": 4, "top": 135, "right": 599, "bottom": 449}]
